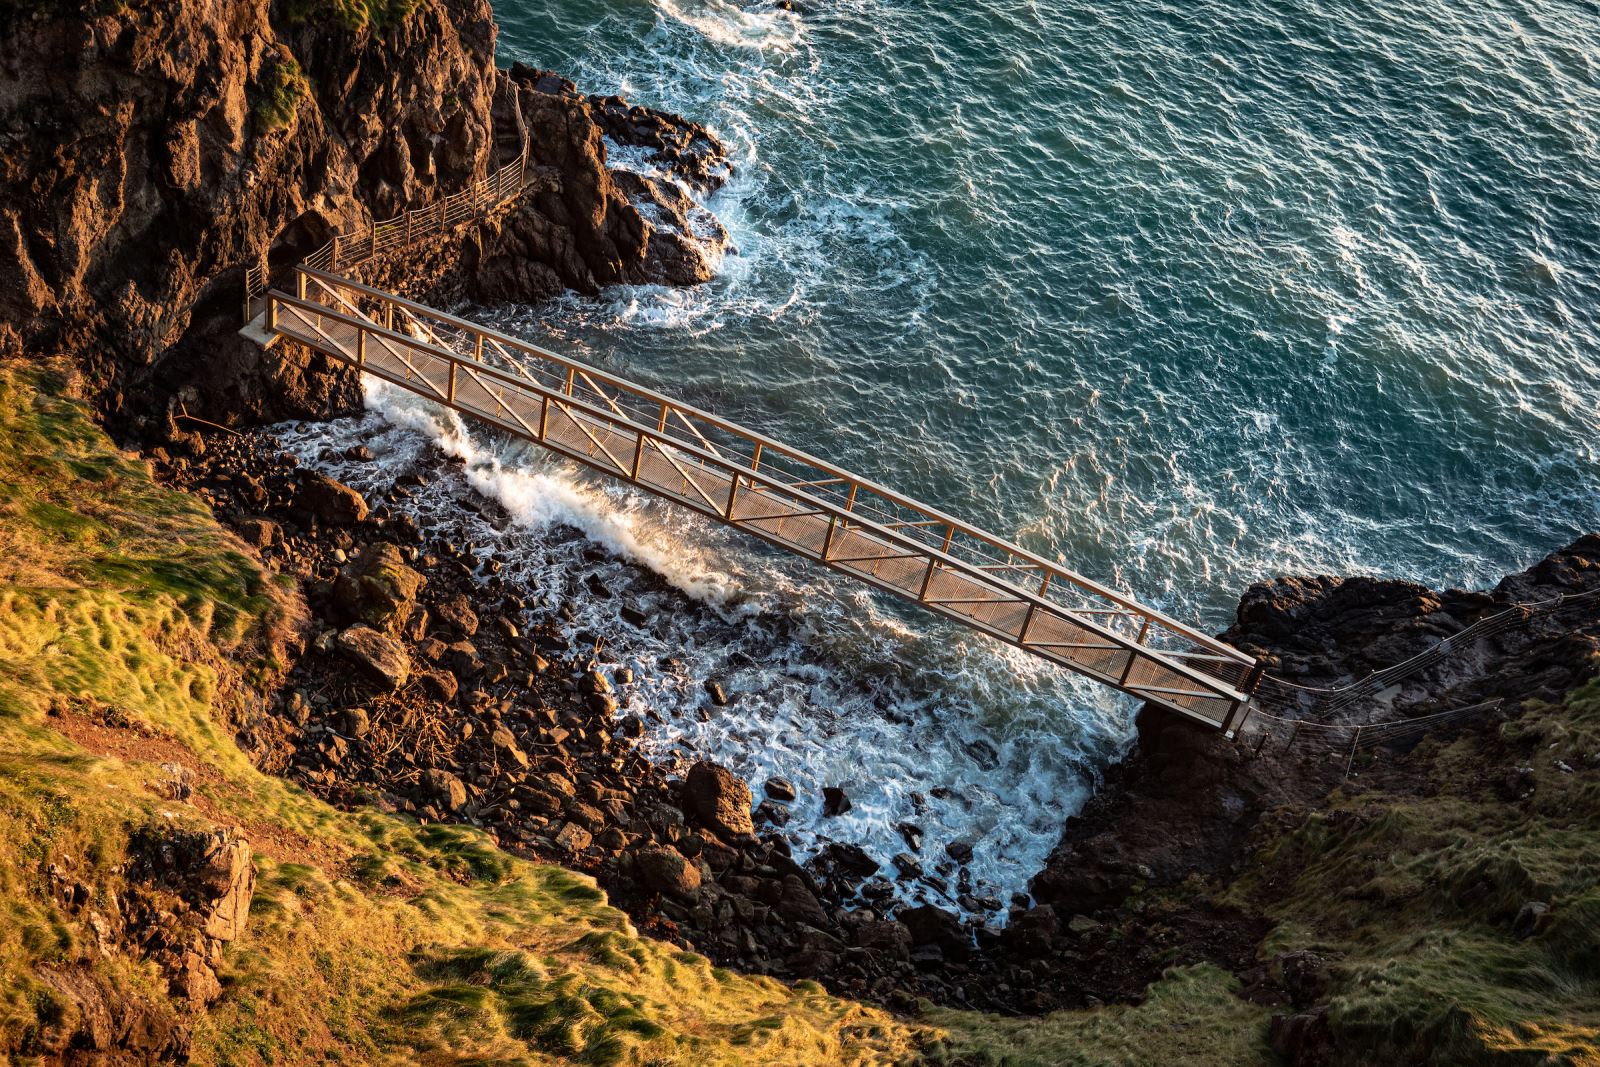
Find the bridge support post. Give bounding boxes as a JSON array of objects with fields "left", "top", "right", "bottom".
[
  {"left": 1219, "top": 659, "right": 1267, "bottom": 737},
  {"left": 447, "top": 363, "right": 457, "bottom": 404},
  {"left": 630, "top": 431, "right": 646, "bottom": 479}
]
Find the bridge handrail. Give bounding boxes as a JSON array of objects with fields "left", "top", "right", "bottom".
[
  {"left": 243, "top": 146, "right": 531, "bottom": 317},
  {"left": 273, "top": 279, "right": 1255, "bottom": 708},
  {"left": 295, "top": 265, "right": 1255, "bottom": 673}
]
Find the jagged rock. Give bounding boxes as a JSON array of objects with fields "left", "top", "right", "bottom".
[
  {"left": 172, "top": 950, "right": 223, "bottom": 1004},
  {"left": 683, "top": 761, "right": 754, "bottom": 840},
  {"left": 891, "top": 853, "right": 922, "bottom": 879},
  {"left": 336, "top": 625, "right": 411, "bottom": 690},
  {"left": 33, "top": 964, "right": 189, "bottom": 1060},
  {"left": 822, "top": 785, "right": 852, "bottom": 817},
  {"left": 433, "top": 593, "right": 480, "bottom": 637},
  {"left": 421, "top": 670, "right": 459, "bottom": 702},
  {"left": 491, "top": 725, "right": 530, "bottom": 768},
  {"left": 555, "top": 822, "right": 593, "bottom": 852},
  {"left": 819, "top": 842, "right": 880, "bottom": 879},
  {"left": 636, "top": 845, "right": 702, "bottom": 900},
  {"left": 236, "top": 517, "right": 280, "bottom": 550},
  {"left": 898, "top": 904, "right": 970, "bottom": 962},
  {"left": 423, "top": 769, "right": 468, "bottom": 812},
  {"left": 471, "top": 64, "right": 731, "bottom": 304},
  {"left": 855, "top": 919, "right": 912, "bottom": 961},
  {"left": 763, "top": 777, "right": 797, "bottom": 803},
  {"left": 298, "top": 474, "right": 370, "bottom": 526},
  {"left": 1001, "top": 905, "right": 1059, "bottom": 956},
  {"left": 778, "top": 874, "right": 830, "bottom": 928},
  {"left": 333, "top": 542, "right": 426, "bottom": 633}
]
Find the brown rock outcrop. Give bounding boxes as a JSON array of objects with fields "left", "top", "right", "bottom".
[
  {"left": 0, "top": 0, "right": 729, "bottom": 438},
  {"left": 684, "top": 760, "right": 755, "bottom": 840}
]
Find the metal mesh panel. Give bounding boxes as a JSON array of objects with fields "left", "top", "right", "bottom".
[{"left": 264, "top": 272, "right": 1259, "bottom": 732}]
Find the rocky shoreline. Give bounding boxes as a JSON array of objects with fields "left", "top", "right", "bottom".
[
  {"left": 6, "top": 0, "right": 1598, "bottom": 1055},
  {"left": 148, "top": 411, "right": 1600, "bottom": 1024}
]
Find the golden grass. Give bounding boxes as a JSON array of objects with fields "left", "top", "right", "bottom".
[{"left": 0, "top": 367, "right": 923, "bottom": 1065}]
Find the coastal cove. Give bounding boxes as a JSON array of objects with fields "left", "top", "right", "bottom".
[{"left": 0, "top": 0, "right": 1597, "bottom": 1063}]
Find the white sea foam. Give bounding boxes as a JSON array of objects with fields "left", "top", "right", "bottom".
[
  {"left": 650, "top": 0, "right": 804, "bottom": 52},
  {"left": 276, "top": 380, "right": 1128, "bottom": 919},
  {"left": 358, "top": 378, "right": 744, "bottom": 605}
]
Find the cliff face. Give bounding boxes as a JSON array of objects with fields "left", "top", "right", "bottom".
[
  {"left": 1031, "top": 536, "right": 1600, "bottom": 917},
  {"left": 0, "top": 0, "right": 500, "bottom": 425},
  {"left": 0, "top": 0, "right": 728, "bottom": 435}
]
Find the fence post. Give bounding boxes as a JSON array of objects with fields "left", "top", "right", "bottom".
[
  {"left": 1343, "top": 727, "right": 1361, "bottom": 778},
  {"left": 330, "top": 235, "right": 340, "bottom": 270}
]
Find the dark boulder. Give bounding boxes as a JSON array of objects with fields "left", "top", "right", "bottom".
[
  {"left": 635, "top": 846, "right": 702, "bottom": 900},
  {"left": 683, "top": 761, "right": 754, "bottom": 840},
  {"left": 822, "top": 785, "right": 852, "bottom": 817},
  {"left": 297, "top": 473, "right": 369, "bottom": 526},
  {"left": 335, "top": 625, "right": 411, "bottom": 691}
]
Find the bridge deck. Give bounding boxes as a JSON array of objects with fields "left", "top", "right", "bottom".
[{"left": 262, "top": 266, "right": 1260, "bottom": 730}]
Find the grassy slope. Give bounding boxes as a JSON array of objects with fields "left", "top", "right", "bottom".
[
  {"left": 920, "top": 965, "right": 1275, "bottom": 1067},
  {"left": 3, "top": 365, "right": 1586, "bottom": 1066},
  {"left": 1231, "top": 683, "right": 1600, "bottom": 1066},
  {"left": 0, "top": 367, "right": 919, "bottom": 1066}
]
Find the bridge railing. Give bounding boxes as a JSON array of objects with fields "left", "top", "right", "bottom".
[
  {"left": 243, "top": 147, "right": 530, "bottom": 319},
  {"left": 269, "top": 266, "right": 1262, "bottom": 729}
]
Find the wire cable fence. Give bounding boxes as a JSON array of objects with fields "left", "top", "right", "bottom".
[{"left": 1234, "top": 583, "right": 1600, "bottom": 771}]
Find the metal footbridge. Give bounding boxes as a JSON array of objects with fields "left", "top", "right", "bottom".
[{"left": 242, "top": 168, "right": 1263, "bottom": 732}]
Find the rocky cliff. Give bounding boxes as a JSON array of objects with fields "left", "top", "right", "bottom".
[
  {"left": 0, "top": 0, "right": 728, "bottom": 435},
  {"left": 1030, "top": 534, "right": 1600, "bottom": 920}
]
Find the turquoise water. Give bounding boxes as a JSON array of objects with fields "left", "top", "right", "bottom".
[
  {"left": 314, "top": 0, "right": 1600, "bottom": 910},
  {"left": 491, "top": 0, "right": 1599, "bottom": 615}
]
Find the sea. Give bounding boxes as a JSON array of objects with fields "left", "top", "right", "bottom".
[{"left": 283, "top": 0, "right": 1600, "bottom": 916}]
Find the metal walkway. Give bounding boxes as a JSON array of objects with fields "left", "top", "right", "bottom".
[{"left": 254, "top": 265, "right": 1263, "bottom": 730}]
